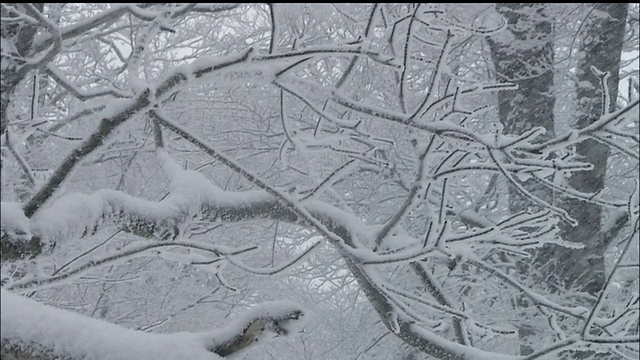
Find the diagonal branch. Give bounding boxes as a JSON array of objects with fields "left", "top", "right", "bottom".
[
  {"left": 23, "top": 48, "right": 256, "bottom": 218},
  {"left": 374, "top": 136, "right": 434, "bottom": 250},
  {"left": 22, "top": 88, "right": 152, "bottom": 217}
]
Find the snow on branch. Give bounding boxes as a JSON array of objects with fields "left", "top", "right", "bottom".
[
  {"left": 18, "top": 18, "right": 402, "bottom": 229},
  {"left": 21, "top": 4, "right": 61, "bottom": 70},
  {"left": 373, "top": 137, "right": 434, "bottom": 250},
  {"left": 206, "top": 301, "right": 304, "bottom": 356},
  {"left": 225, "top": 240, "right": 321, "bottom": 276},
  {"left": 21, "top": 88, "right": 153, "bottom": 219},
  {"left": 1, "top": 147, "right": 365, "bottom": 265},
  {"left": 1, "top": 289, "right": 304, "bottom": 360},
  {"left": 487, "top": 148, "right": 576, "bottom": 225},
  {"left": 149, "top": 110, "right": 365, "bottom": 253},
  {"left": 2, "top": 152, "right": 284, "bottom": 250},
  {"left": 522, "top": 99, "right": 639, "bottom": 156},
  {"left": 31, "top": 4, "right": 241, "bottom": 55},
  {"left": 22, "top": 44, "right": 300, "bottom": 222},
  {"left": 4, "top": 240, "right": 256, "bottom": 292},
  {"left": 45, "top": 64, "right": 133, "bottom": 101}
]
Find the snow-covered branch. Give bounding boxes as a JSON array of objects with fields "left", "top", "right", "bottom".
[
  {"left": 45, "top": 64, "right": 133, "bottom": 101},
  {"left": 4, "top": 239, "right": 256, "bottom": 292},
  {"left": 1, "top": 289, "right": 304, "bottom": 360},
  {"left": 21, "top": 88, "right": 153, "bottom": 218},
  {"left": 2, "top": 4, "right": 638, "bottom": 360},
  {"left": 522, "top": 99, "right": 639, "bottom": 156}
]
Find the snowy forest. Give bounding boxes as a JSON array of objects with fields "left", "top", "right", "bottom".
[{"left": 1, "top": 3, "right": 638, "bottom": 360}]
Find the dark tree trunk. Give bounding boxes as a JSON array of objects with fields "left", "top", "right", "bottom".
[
  {"left": 489, "top": 3, "right": 629, "bottom": 357},
  {"left": 487, "top": 3, "right": 556, "bottom": 355},
  {"left": 553, "top": 3, "right": 629, "bottom": 296},
  {"left": 488, "top": 3, "right": 556, "bottom": 209}
]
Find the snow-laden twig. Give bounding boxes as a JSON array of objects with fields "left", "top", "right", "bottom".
[
  {"left": 300, "top": 158, "right": 358, "bottom": 202},
  {"left": 521, "top": 336, "right": 579, "bottom": 360},
  {"left": 581, "top": 216, "right": 640, "bottom": 339},
  {"left": 531, "top": 174, "right": 628, "bottom": 208},
  {"left": 278, "top": 89, "right": 297, "bottom": 150},
  {"left": 374, "top": 136, "right": 435, "bottom": 250},
  {"left": 331, "top": 89, "right": 518, "bottom": 148},
  {"left": 335, "top": 4, "right": 379, "bottom": 89},
  {"left": 437, "top": 10, "right": 507, "bottom": 35},
  {"left": 408, "top": 261, "right": 472, "bottom": 345},
  {"left": 487, "top": 148, "right": 576, "bottom": 225},
  {"left": 226, "top": 240, "right": 321, "bottom": 275},
  {"left": 398, "top": 4, "right": 423, "bottom": 113},
  {"left": 590, "top": 132, "right": 639, "bottom": 160},
  {"left": 254, "top": 43, "right": 400, "bottom": 70},
  {"left": 45, "top": 64, "right": 133, "bottom": 100},
  {"left": 127, "top": 13, "right": 165, "bottom": 92},
  {"left": 5, "top": 240, "right": 256, "bottom": 292},
  {"left": 274, "top": 80, "right": 360, "bottom": 128},
  {"left": 51, "top": 230, "right": 121, "bottom": 276},
  {"left": 463, "top": 255, "right": 590, "bottom": 319},
  {"left": 523, "top": 99, "right": 639, "bottom": 154},
  {"left": 22, "top": 4, "right": 62, "bottom": 70},
  {"left": 410, "top": 29, "right": 455, "bottom": 120},
  {"left": 361, "top": 245, "right": 437, "bottom": 265}
]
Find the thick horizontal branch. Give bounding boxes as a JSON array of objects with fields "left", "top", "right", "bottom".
[
  {"left": 1, "top": 289, "right": 303, "bottom": 360},
  {"left": 3, "top": 186, "right": 295, "bottom": 259},
  {"left": 1, "top": 154, "right": 366, "bottom": 261}
]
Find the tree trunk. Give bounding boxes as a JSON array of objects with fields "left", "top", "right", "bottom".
[
  {"left": 487, "top": 3, "right": 556, "bottom": 208},
  {"left": 487, "top": 3, "right": 556, "bottom": 355},
  {"left": 553, "top": 3, "right": 629, "bottom": 296}
]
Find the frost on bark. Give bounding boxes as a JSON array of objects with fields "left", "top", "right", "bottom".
[
  {"left": 487, "top": 3, "right": 556, "bottom": 355},
  {"left": 554, "top": 3, "right": 629, "bottom": 297},
  {"left": 488, "top": 3, "right": 556, "bottom": 211}
]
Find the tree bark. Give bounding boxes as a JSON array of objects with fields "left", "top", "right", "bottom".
[
  {"left": 553, "top": 3, "right": 629, "bottom": 297},
  {"left": 488, "top": 3, "right": 556, "bottom": 210},
  {"left": 487, "top": 3, "right": 556, "bottom": 355}
]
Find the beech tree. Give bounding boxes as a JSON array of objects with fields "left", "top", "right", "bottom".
[
  {"left": 487, "top": 3, "right": 633, "bottom": 357},
  {"left": 555, "top": 3, "right": 630, "bottom": 296},
  {"left": 1, "top": 3, "right": 638, "bottom": 360}
]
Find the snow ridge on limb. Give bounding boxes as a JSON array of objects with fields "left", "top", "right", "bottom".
[
  {"left": 11, "top": 39, "right": 395, "bottom": 256},
  {"left": 205, "top": 300, "right": 304, "bottom": 357},
  {"left": 0, "top": 202, "right": 38, "bottom": 261},
  {"left": 1, "top": 289, "right": 304, "bottom": 360}
]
